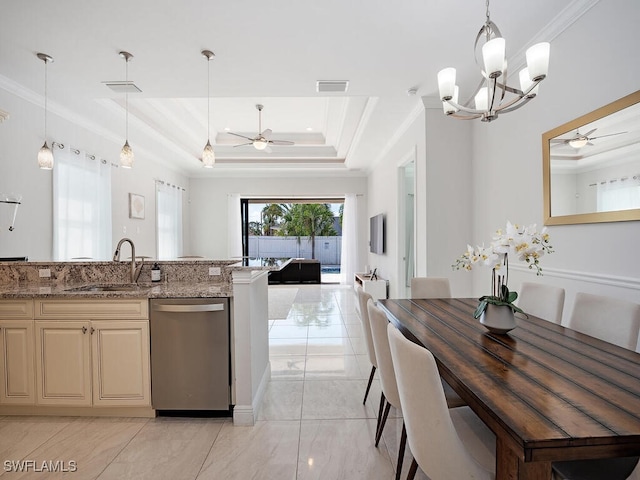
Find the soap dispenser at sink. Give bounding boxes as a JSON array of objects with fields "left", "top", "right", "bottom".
[{"left": 151, "top": 263, "right": 161, "bottom": 282}]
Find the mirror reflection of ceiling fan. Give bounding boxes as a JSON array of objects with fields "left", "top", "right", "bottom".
[
  {"left": 550, "top": 128, "right": 627, "bottom": 149},
  {"left": 228, "top": 104, "right": 295, "bottom": 151}
]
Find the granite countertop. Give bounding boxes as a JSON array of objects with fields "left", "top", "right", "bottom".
[{"left": 0, "top": 281, "right": 232, "bottom": 299}]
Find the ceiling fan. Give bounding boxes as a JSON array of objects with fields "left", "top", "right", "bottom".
[
  {"left": 228, "top": 104, "right": 295, "bottom": 151},
  {"left": 550, "top": 128, "right": 627, "bottom": 149}
]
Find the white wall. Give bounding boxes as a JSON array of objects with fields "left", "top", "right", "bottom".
[
  {"left": 188, "top": 175, "right": 368, "bottom": 266},
  {"left": 469, "top": 0, "right": 640, "bottom": 322},
  {"left": 0, "top": 88, "right": 189, "bottom": 261}
]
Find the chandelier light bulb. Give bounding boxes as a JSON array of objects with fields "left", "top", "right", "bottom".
[
  {"left": 437, "top": 67, "right": 457, "bottom": 101},
  {"left": 482, "top": 37, "right": 506, "bottom": 79},
  {"left": 526, "top": 43, "right": 550, "bottom": 81},
  {"left": 519, "top": 68, "right": 539, "bottom": 97}
]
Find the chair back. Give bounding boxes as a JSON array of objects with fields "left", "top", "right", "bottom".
[
  {"left": 410, "top": 277, "right": 451, "bottom": 299},
  {"left": 356, "top": 286, "right": 377, "bottom": 367},
  {"left": 367, "top": 299, "right": 400, "bottom": 409},
  {"left": 568, "top": 292, "right": 640, "bottom": 350},
  {"left": 387, "top": 323, "right": 493, "bottom": 480},
  {"left": 518, "top": 282, "right": 565, "bottom": 325}
]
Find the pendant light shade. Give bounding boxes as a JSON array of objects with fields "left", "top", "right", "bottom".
[
  {"left": 119, "top": 51, "right": 134, "bottom": 168},
  {"left": 37, "top": 53, "right": 54, "bottom": 169},
  {"left": 202, "top": 49, "right": 215, "bottom": 168}
]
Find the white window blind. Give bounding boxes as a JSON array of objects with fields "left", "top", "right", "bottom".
[
  {"left": 53, "top": 146, "right": 112, "bottom": 261},
  {"left": 596, "top": 175, "right": 640, "bottom": 212},
  {"left": 156, "top": 181, "right": 183, "bottom": 260}
]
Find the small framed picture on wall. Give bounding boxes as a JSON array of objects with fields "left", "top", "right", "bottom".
[{"left": 129, "top": 193, "right": 145, "bottom": 219}]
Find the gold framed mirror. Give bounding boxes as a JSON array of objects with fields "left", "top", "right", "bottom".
[{"left": 542, "top": 90, "right": 640, "bottom": 225}]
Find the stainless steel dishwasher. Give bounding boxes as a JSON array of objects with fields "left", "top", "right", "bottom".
[{"left": 150, "top": 298, "right": 230, "bottom": 412}]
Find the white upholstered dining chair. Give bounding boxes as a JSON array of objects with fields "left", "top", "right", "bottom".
[
  {"left": 410, "top": 277, "right": 452, "bottom": 299},
  {"left": 387, "top": 322, "right": 496, "bottom": 480},
  {"left": 356, "top": 286, "right": 377, "bottom": 404},
  {"left": 367, "top": 299, "right": 406, "bottom": 480},
  {"left": 567, "top": 292, "right": 640, "bottom": 350},
  {"left": 517, "top": 282, "right": 565, "bottom": 325},
  {"left": 410, "top": 276, "right": 466, "bottom": 408}
]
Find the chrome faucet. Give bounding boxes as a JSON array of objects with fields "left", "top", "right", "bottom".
[{"left": 113, "top": 238, "right": 143, "bottom": 283}]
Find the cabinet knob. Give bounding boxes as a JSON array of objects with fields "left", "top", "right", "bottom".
[
  {"left": 90, "top": 327, "right": 95, "bottom": 335},
  {"left": 82, "top": 326, "right": 87, "bottom": 334}
]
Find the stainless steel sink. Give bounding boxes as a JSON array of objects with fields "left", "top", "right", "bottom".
[{"left": 65, "top": 284, "right": 148, "bottom": 292}]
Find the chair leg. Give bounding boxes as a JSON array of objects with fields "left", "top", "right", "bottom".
[
  {"left": 406, "top": 458, "right": 418, "bottom": 480},
  {"left": 375, "top": 392, "right": 386, "bottom": 440},
  {"left": 395, "top": 421, "right": 407, "bottom": 480},
  {"left": 375, "top": 400, "right": 391, "bottom": 447},
  {"left": 363, "top": 365, "right": 376, "bottom": 404}
]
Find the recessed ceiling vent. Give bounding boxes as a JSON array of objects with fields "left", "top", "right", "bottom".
[
  {"left": 316, "top": 80, "right": 349, "bottom": 93},
  {"left": 102, "top": 81, "right": 142, "bottom": 93}
]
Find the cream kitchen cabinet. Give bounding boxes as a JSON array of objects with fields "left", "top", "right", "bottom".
[
  {"left": 0, "top": 300, "right": 35, "bottom": 405},
  {"left": 34, "top": 299, "right": 150, "bottom": 408}
]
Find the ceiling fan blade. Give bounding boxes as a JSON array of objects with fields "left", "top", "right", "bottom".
[
  {"left": 265, "top": 146, "right": 273, "bottom": 153},
  {"left": 269, "top": 140, "right": 295, "bottom": 146},
  {"left": 233, "top": 142, "right": 253, "bottom": 148},
  {"left": 582, "top": 128, "right": 597, "bottom": 137},
  {"left": 588, "top": 131, "right": 628, "bottom": 140},
  {"left": 261, "top": 128, "right": 272, "bottom": 139},
  {"left": 227, "top": 132, "right": 256, "bottom": 141},
  {"left": 550, "top": 138, "right": 568, "bottom": 143},
  {"left": 587, "top": 142, "right": 595, "bottom": 146}
]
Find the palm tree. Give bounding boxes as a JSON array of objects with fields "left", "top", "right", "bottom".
[
  {"left": 261, "top": 203, "right": 286, "bottom": 236},
  {"left": 279, "top": 203, "right": 337, "bottom": 259}
]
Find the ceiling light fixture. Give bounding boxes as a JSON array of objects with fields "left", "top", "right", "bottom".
[
  {"left": 437, "top": 0, "right": 550, "bottom": 122},
  {"left": 201, "top": 50, "right": 215, "bottom": 168},
  {"left": 36, "top": 53, "right": 54, "bottom": 170},
  {"left": 119, "top": 51, "right": 134, "bottom": 168}
]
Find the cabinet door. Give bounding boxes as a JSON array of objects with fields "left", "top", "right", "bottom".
[
  {"left": 35, "top": 321, "right": 91, "bottom": 406},
  {"left": 0, "top": 320, "right": 35, "bottom": 404},
  {"left": 91, "top": 321, "right": 150, "bottom": 406}
]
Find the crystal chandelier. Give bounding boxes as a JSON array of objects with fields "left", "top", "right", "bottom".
[
  {"left": 37, "top": 53, "right": 54, "bottom": 169},
  {"left": 201, "top": 50, "right": 216, "bottom": 168},
  {"left": 437, "top": 0, "right": 550, "bottom": 122},
  {"left": 119, "top": 51, "right": 134, "bottom": 168}
]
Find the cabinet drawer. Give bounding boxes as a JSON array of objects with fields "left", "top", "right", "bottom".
[
  {"left": 0, "top": 300, "right": 34, "bottom": 319},
  {"left": 35, "top": 299, "right": 148, "bottom": 319}
]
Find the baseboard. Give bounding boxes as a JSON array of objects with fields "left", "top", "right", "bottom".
[{"left": 232, "top": 360, "right": 271, "bottom": 426}]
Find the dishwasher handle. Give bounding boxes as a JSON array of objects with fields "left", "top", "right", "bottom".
[{"left": 152, "top": 303, "right": 225, "bottom": 313}]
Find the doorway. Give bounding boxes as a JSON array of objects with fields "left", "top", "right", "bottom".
[{"left": 397, "top": 153, "right": 416, "bottom": 298}]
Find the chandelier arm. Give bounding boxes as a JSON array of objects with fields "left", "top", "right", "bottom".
[
  {"left": 447, "top": 112, "right": 484, "bottom": 120},
  {"left": 496, "top": 96, "right": 535, "bottom": 114},
  {"left": 444, "top": 99, "right": 484, "bottom": 115}
]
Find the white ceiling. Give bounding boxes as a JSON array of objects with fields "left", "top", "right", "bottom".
[{"left": 0, "top": 0, "right": 586, "bottom": 177}]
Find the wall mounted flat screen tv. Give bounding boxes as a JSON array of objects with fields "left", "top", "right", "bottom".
[{"left": 370, "top": 213, "right": 385, "bottom": 254}]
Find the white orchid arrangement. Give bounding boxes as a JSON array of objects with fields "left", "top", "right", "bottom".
[{"left": 453, "top": 222, "right": 554, "bottom": 318}]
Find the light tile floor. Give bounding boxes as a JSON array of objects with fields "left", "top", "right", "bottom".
[{"left": 0, "top": 285, "right": 422, "bottom": 480}]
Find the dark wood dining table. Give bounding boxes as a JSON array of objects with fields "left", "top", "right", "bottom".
[{"left": 378, "top": 297, "right": 640, "bottom": 480}]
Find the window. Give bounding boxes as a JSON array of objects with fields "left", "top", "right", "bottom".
[
  {"left": 597, "top": 176, "right": 640, "bottom": 212},
  {"left": 53, "top": 146, "right": 112, "bottom": 260},
  {"left": 156, "top": 181, "right": 183, "bottom": 259}
]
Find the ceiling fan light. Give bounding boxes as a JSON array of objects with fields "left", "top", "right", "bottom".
[
  {"left": 253, "top": 138, "right": 268, "bottom": 150},
  {"left": 482, "top": 37, "right": 506, "bottom": 78},
  {"left": 202, "top": 140, "right": 215, "bottom": 168},
  {"left": 120, "top": 140, "right": 134, "bottom": 168},
  {"left": 526, "top": 42, "right": 550, "bottom": 81},
  {"left": 38, "top": 141, "right": 54, "bottom": 170},
  {"left": 568, "top": 138, "right": 588, "bottom": 149}
]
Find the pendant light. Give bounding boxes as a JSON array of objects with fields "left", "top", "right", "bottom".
[
  {"left": 201, "top": 50, "right": 215, "bottom": 168},
  {"left": 36, "top": 53, "right": 54, "bottom": 170},
  {"left": 437, "top": 0, "right": 550, "bottom": 122},
  {"left": 119, "top": 51, "right": 134, "bottom": 168}
]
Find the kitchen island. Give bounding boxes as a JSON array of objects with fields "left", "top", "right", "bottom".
[{"left": 0, "top": 258, "right": 287, "bottom": 425}]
